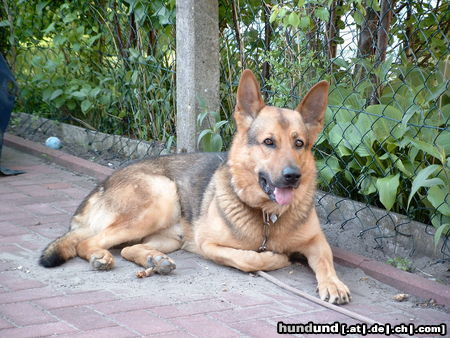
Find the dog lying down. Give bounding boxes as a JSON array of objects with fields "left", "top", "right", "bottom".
[{"left": 40, "top": 70, "right": 350, "bottom": 304}]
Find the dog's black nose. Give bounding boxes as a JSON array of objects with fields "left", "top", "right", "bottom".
[{"left": 282, "top": 166, "right": 301, "bottom": 185}]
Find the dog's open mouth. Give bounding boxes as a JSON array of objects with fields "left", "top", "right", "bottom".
[{"left": 259, "top": 173, "right": 295, "bottom": 205}]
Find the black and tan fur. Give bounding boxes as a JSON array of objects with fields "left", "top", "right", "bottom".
[{"left": 40, "top": 70, "right": 350, "bottom": 304}]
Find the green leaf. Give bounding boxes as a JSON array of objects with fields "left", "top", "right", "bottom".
[
  {"left": 31, "top": 56, "right": 42, "bottom": 67},
  {"left": 197, "top": 111, "right": 209, "bottom": 126},
  {"left": 299, "top": 16, "right": 310, "bottom": 29},
  {"left": 67, "top": 100, "right": 76, "bottom": 110},
  {"left": 401, "top": 104, "right": 421, "bottom": 125},
  {"left": 36, "top": 1, "right": 49, "bottom": 16},
  {"left": 328, "top": 123, "right": 349, "bottom": 148},
  {"left": 197, "top": 129, "right": 212, "bottom": 147},
  {"left": 155, "top": 6, "right": 172, "bottom": 25},
  {"left": 42, "top": 87, "right": 53, "bottom": 101},
  {"left": 359, "top": 175, "right": 377, "bottom": 195},
  {"left": 375, "top": 174, "right": 400, "bottom": 210},
  {"left": 407, "top": 165, "right": 444, "bottom": 209},
  {"left": 76, "top": 25, "right": 85, "bottom": 35},
  {"left": 366, "top": 105, "right": 406, "bottom": 140},
  {"left": 214, "top": 120, "right": 228, "bottom": 131},
  {"left": 406, "top": 137, "right": 444, "bottom": 164},
  {"left": 287, "top": 12, "right": 300, "bottom": 28},
  {"left": 435, "top": 132, "right": 450, "bottom": 154},
  {"left": 331, "top": 57, "right": 349, "bottom": 69},
  {"left": 53, "top": 96, "right": 66, "bottom": 108},
  {"left": 269, "top": 7, "right": 279, "bottom": 23},
  {"left": 269, "top": 5, "right": 280, "bottom": 23},
  {"left": 71, "top": 91, "right": 87, "bottom": 99},
  {"left": 131, "top": 70, "right": 139, "bottom": 84},
  {"left": 327, "top": 123, "right": 355, "bottom": 157},
  {"left": 134, "top": 3, "right": 147, "bottom": 25},
  {"left": 355, "top": 114, "right": 376, "bottom": 148},
  {"left": 353, "top": 11, "right": 365, "bottom": 25},
  {"left": 81, "top": 100, "right": 92, "bottom": 113},
  {"left": 388, "top": 153, "right": 412, "bottom": 176},
  {"left": 128, "top": 47, "right": 140, "bottom": 59},
  {"left": 426, "top": 81, "right": 448, "bottom": 103},
  {"left": 90, "top": 87, "right": 101, "bottom": 98},
  {"left": 317, "top": 156, "right": 341, "bottom": 184},
  {"left": 314, "top": 7, "right": 329, "bottom": 22},
  {"left": 63, "top": 13, "right": 77, "bottom": 24},
  {"left": 87, "top": 33, "right": 102, "bottom": 47},
  {"left": 369, "top": 0, "right": 381, "bottom": 11},
  {"left": 434, "top": 223, "right": 449, "bottom": 246},
  {"left": 210, "top": 110, "right": 220, "bottom": 122},
  {"left": 42, "top": 22, "right": 55, "bottom": 34},
  {"left": 0, "top": 20, "right": 9, "bottom": 27},
  {"left": 329, "top": 122, "right": 372, "bottom": 157},
  {"left": 427, "top": 186, "right": 450, "bottom": 216},
  {"left": 49, "top": 89, "right": 63, "bottom": 101},
  {"left": 53, "top": 35, "right": 67, "bottom": 47},
  {"left": 210, "top": 133, "right": 223, "bottom": 152}
]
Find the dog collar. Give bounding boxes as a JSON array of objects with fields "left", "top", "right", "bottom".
[{"left": 258, "top": 211, "right": 278, "bottom": 252}]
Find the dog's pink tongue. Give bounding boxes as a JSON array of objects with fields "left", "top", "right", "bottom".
[{"left": 274, "top": 187, "right": 294, "bottom": 205}]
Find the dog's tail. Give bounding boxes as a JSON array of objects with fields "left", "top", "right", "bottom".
[{"left": 39, "top": 229, "right": 91, "bottom": 268}]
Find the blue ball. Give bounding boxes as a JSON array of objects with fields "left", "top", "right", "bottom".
[{"left": 45, "top": 136, "right": 62, "bottom": 149}]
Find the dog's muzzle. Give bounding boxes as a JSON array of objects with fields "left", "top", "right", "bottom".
[{"left": 258, "top": 167, "right": 301, "bottom": 205}]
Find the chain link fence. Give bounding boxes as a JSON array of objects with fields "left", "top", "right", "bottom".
[
  {"left": 217, "top": 1, "right": 449, "bottom": 261},
  {"left": 2, "top": 1, "right": 449, "bottom": 260}
]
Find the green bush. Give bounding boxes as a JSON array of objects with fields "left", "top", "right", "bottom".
[{"left": 9, "top": 0, "right": 176, "bottom": 142}]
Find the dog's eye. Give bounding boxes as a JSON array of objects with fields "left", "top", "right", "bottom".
[
  {"left": 295, "top": 139, "right": 304, "bottom": 148},
  {"left": 263, "top": 138, "right": 274, "bottom": 146}
]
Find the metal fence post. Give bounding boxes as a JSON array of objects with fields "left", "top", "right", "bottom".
[{"left": 176, "top": 0, "right": 220, "bottom": 153}]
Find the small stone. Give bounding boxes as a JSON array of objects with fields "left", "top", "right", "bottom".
[{"left": 393, "top": 293, "right": 409, "bottom": 302}]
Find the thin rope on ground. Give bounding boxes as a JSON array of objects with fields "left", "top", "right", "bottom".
[{"left": 257, "top": 270, "right": 409, "bottom": 338}]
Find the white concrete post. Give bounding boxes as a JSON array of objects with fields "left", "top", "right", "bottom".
[{"left": 176, "top": 0, "right": 220, "bottom": 152}]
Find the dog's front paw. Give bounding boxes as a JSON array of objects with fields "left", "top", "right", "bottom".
[
  {"left": 147, "top": 254, "right": 176, "bottom": 275},
  {"left": 317, "top": 276, "right": 351, "bottom": 304},
  {"left": 90, "top": 250, "right": 114, "bottom": 270}
]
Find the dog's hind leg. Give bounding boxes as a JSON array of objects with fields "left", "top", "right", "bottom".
[
  {"left": 121, "top": 226, "right": 182, "bottom": 276},
  {"left": 76, "top": 217, "right": 148, "bottom": 270},
  {"left": 76, "top": 175, "right": 181, "bottom": 270},
  {"left": 39, "top": 228, "right": 93, "bottom": 267}
]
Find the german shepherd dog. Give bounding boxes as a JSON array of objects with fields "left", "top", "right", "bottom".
[{"left": 40, "top": 70, "right": 350, "bottom": 304}]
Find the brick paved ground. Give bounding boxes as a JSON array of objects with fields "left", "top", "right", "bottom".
[{"left": 0, "top": 146, "right": 448, "bottom": 337}]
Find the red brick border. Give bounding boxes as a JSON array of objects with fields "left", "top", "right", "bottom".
[
  {"left": 4, "top": 133, "right": 450, "bottom": 307},
  {"left": 332, "top": 247, "right": 450, "bottom": 307}
]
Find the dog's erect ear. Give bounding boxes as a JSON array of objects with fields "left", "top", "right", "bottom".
[
  {"left": 295, "top": 80, "right": 329, "bottom": 144},
  {"left": 234, "top": 69, "right": 265, "bottom": 130}
]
